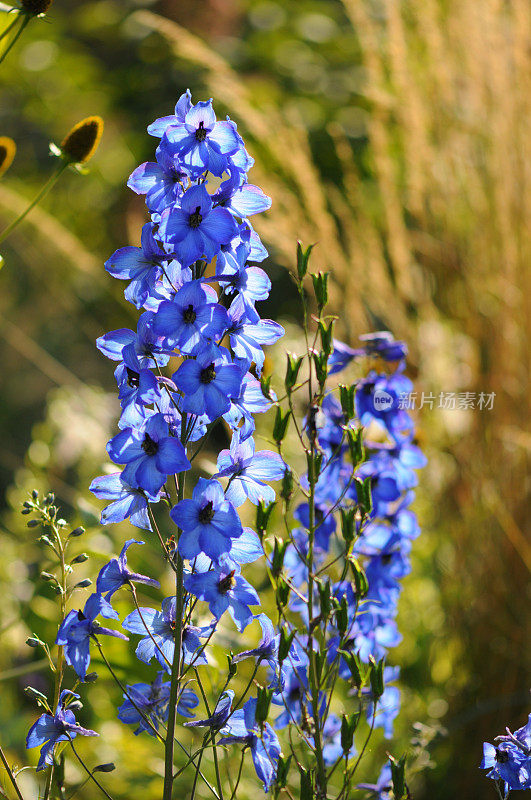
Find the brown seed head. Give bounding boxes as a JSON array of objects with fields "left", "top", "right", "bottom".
[
  {"left": 0, "top": 137, "right": 16, "bottom": 178},
  {"left": 60, "top": 116, "right": 104, "bottom": 164},
  {"left": 20, "top": 0, "right": 53, "bottom": 16}
]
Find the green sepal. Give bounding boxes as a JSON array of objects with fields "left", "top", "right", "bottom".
[
  {"left": 389, "top": 753, "right": 407, "bottom": 799},
  {"left": 271, "top": 537, "right": 288, "bottom": 577},
  {"left": 296, "top": 241, "right": 315, "bottom": 281},
  {"left": 339, "top": 384, "right": 356, "bottom": 420},
  {"left": 278, "top": 627, "right": 296, "bottom": 663},
  {"left": 255, "top": 686, "right": 274, "bottom": 726},
  {"left": 369, "top": 655, "right": 385, "bottom": 699},
  {"left": 273, "top": 406, "right": 291, "bottom": 443},
  {"left": 285, "top": 352, "right": 304, "bottom": 391},
  {"left": 311, "top": 271, "right": 329, "bottom": 309},
  {"left": 256, "top": 500, "right": 276, "bottom": 538},
  {"left": 349, "top": 556, "right": 369, "bottom": 597}
]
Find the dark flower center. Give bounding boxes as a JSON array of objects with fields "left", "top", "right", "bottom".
[
  {"left": 189, "top": 206, "right": 203, "bottom": 228},
  {"left": 195, "top": 121, "right": 207, "bottom": 142},
  {"left": 126, "top": 367, "right": 140, "bottom": 388},
  {"left": 200, "top": 363, "right": 217, "bottom": 384},
  {"left": 198, "top": 500, "right": 215, "bottom": 524},
  {"left": 142, "top": 432, "right": 159, "bottom": 456},
  {"left": 218, "top": 571, "right": 236, "bottom": 594},
  {"left": 77, "top": 610, "right": 86, "bottom": 621},
  {"left": 183, "top": 304, "right": 197, "bottom": 324},
  {"left": 495, "top": 749, "right": 509, "bottom": 763},
  {"left": 381, "top": 553, "right": 393, "bottom": 565}
]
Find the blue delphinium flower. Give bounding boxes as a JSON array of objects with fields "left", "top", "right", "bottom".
[
  {"left": 215, "top": 433, "right": 285, "bottom": 507},
  {"left": 122, "top": 596, "right": 208, "bottom": 670},
  {"left": 89, "top": 472, "right": 162, "bottom": 530},
  {"left": 173, "top": 349, "right": 243, "bottom": 420},
  {"left": 184, "top": 690, "right": 235, "bottom": 731},
  {"left": 117, "top": 672, "right": 198, "bottom": 736},
  {"left": 26, "top": 690, "right": 98, "bottom": 771},
  {"left": 219, "top": 698, "right": 282, "bottom": 792},
  {"left": 170, "top": 477, "right": 242, "bottom": 561},
  {"left": 96, "top": 539, "right": 160, "bottom": 599},
  {"left": 107, "top": 412, "right": 190, "bottom": 496},
  {"left": 226, "top": 302, "right": 284, "bottom": 375},
  {"left": 158, "top": 183, "right": 237, "bottom": 266},
  {"left": 232, "top": 613, "right": 279, "bottom": 671},
  {"left": 161, "top": 99, "right": 241, "bottom": 177},
  {"left": 184, "top": 564, "right": 260, "bottom": 631},
  {"left": 105, "top": 223, "right": 171, "bottom": 309},
  {"left": 56, "top": 594, "right": 128, "bottom": 680},
  {"left": 481, "top": 714, "right": 531, "bottom": 791},
  {"left": 127, "top": 146, "right": 187, "bottom": 214},
  {"left": 153, "top": 279, "right": 228, "bottom": 354}
]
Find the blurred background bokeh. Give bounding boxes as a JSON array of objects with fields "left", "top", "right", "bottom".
[{"left": 0, "top": 0, "right": 529, "bottom": 797}]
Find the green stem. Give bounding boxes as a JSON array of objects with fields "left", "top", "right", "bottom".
[
  {"left": 43, "top": 518, "right": 67, "bottom": 800},
  {"left": 0, "top": 743, "right": 25, "bottom": 800},
  {"left": 194, "top": 671, "right": 224, "bottom": 800},
  {"left": 0, "top": 163, "right": 67, "bottom": 244},
  {"left": 228, "top": 748, "right": 246, "bottom": 800},
  {"left": 0, "top": 12, "right": 21, "bottom": 44},
  {"left": 162, "top": 452, "right": 187, "bottom": 800},
  {"left": 67, "top": 740, "right": 115, "bottom": 800},
  {"left": 0, "top": 13, "right": 29, "bottom": 66}
]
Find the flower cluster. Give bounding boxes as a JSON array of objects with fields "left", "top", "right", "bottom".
[
  {"left": 270, "top": 316, "right": 425, "bottom": 793},
  {"left": 84, "top": 91, "right": 284, "bottom": 791},
  {"left": 481, "top": 713, "right": 531, "bottom": 795}
]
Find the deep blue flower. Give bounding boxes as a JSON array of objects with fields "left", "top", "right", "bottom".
[
  {"left": 127, "top": 145, "right": 186, "bottom": 214},
  {"left": 122, "top": 597, "right": 209, "bottom": 670},
  {"left": 96, "top": 311, "right": 170, "bottom": 371},
  {"left": 158, "top": 184, "right": 237, "bottom": 267},
  {"left": 171, "top": 477, "right": 242, "bottom": 561},
  {"left": 481, "top": 741, "right": 531, "bottom": 790},
  {"left": 359, "top": 331, "right": 408, "bottom": 362},
  {"left": 104, "top": 223, "right": 173, "bottom": 309},
  {"left": 96, "top": 539, "right": 160, "bottom": 599},
  {"left": 173, "top": 350, "right": 243, "bottom": 421},
  {"left": 56, "top": 594, "right": 128, "bottom": 680},
  {"left": 184, "top": 564, "right": 259, "bottom": 631},
  {"left": 117, "top": 672, "right": 198, "bottom": 736},
  {"left": 233, "top": 613, "right": 278, "bottom": 670},
  {"left": 184, "top": 690, "right": 234, "bottom": 731},
  {"left": 107, "top": 412, "right": 190, "bottom": 496},
  {"left": 115, "top": 364, "right": 161, "bottom": 429},
  {"left": 161, "top": 99, "right": 241, "bottom": 177},
  {"left": 89, "top": 472, "right": 162, "bottom": 530},
  {"left": 215, "top": 433, "right": 285, "bottom": 507},
  {"left": 26, "top": 690, "right": 97, "bottom": 771},
  {"left": 226, "top": 302, "right": 284, "bottom": 375},
  {"left": 212, "top": 241, "right": 271, "bottom": 312},
  {"left": 213, "top": 172, "right": 272, "bottom": 218},
  {"left": 153, "top": 279, "right": 228, "bottom": 354},
  {"left": 219, "top": 698, "right": 282, "bottom": 792},
  {"left": 355, "top": 371, "right": 414, "bottom": 444},
  {"left": 223, "top": 371, "right": 274, "bottom": 441}
]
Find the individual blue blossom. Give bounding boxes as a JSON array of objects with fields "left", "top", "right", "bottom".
[
  {"left": 328, "top": 339, "right": 364, "bottom": 375},
  {"left": 355, "top": 371, "right": 414, "bottom": 444},
  {"left": 223, "top": 371, "right": 274, "bottom": 441},
  {"left": 173, "top": 349, "right": 243, "bottom": 421},
  {"left": 213, "top": 173, "right": 272, "bottom": 218},
  {"left": 115, "top": 364, "right": 161, "bottom": 429},
  {"left": 127, "top": 145, "right": 187, "bottom": 214},
  {"left": 117, "top": 672, "right": 198, "bottom": 736},
  {"left": 105, "top": 223, "right": 171, "bottom": 309},
  {"left": 193, "top": 526, "right": 264, "bottom": 574},
  {"left": 26, "top": 690, "right": 97, "bottom": 771},
  {"left": 107, "top": 412, "right": 190, "bottom": 496},
  {"left": 89, "top": 472, "right": 163, "bottom": 530},
  {"left": 185, "top": 690, "right": 235, "bottom": 731},
  {"left": 226, "top": 302, "right": 284, "bottom": 375},
  {"left": 219, "top": 698, "right": 282, "bottom": 792},
  {"left": 184, "top": 564, "right": 259, "bottom": 631},
  {"left": 147, "top": 90, "right": 192, "bottom": 137},
  {"left": 359, "top": 331, "right": 408, "bottom": 362},
  {"left": 215, "top": 433, "right": 285, "bottom": 507},
  {"left": 122, "top": 597, "right": 209, "bottom": 670},
  {"left": 161, "top": 99, "right": 241, "bottom": 177},
  {"left": 233, "top": 613, "right": 278, "bottom": 670},
  {"left": 212, "top": 241, "right": 271, "bottom": 312},
  {"left": 170, "top": 478, "right": 242, "bottom": 561},
  {"left": 56, "top": 594, "right": 128, "bottom": 680},
  {"left": 153, "top": 279, "right": 228, "bottom": 354},
  {"left": 481, "top": 714, "right": 531, "bottom": 791},
  {"left": 96, "top": 539, "right": 160, "bottom": 599},
  {"left": 158, "top": 183, "right": 237, "bottom": 266},
  {"left": 96, "top": 311, "right": 170, "bottom": 371}
]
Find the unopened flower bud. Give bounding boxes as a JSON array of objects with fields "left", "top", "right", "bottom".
[
  {"left": 0, "top": 137, "right": 16, "bottom": 178},
  {"left": 60, "top": 116, "right": 103, "bottom": 164},
  {"left": 20, "top": 0, "right": 53, "bottom": 16}
]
